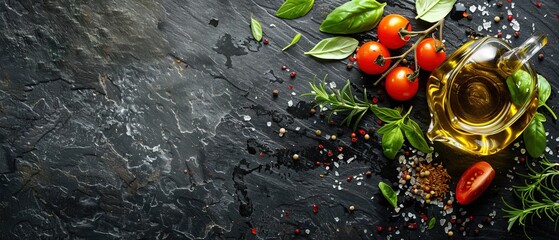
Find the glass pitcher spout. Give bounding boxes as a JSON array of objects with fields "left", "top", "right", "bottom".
[{"left": 497, "top": 33, "right": 547, "bottom": 76}]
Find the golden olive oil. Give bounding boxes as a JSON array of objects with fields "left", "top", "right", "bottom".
[{"left": 426, "top": 37, "right": 540, "bottom": 155}]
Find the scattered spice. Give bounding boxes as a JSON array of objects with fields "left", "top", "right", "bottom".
[
  {"left": 535, "top": 1, "right": 542, "bottom": 8},
  {"left": 376, "top": 226, "right": 383, "bottom": 232},
  {"left": 310, "top": 108, "right": 316, "bottom": 114},
  {"left": 279, "top": 128, "right": 286, "bottom": 134},
  {"left": 294, "top": 228, "right": 301, "bottom": 235},
  {"left": 272, "top": 88, "right": 280, "bottom": 97},
  {"left": 494, "top": 16, "right": 500, "bottom": 23},
  {"left": 251, "top": 228, "right": 257, "bottom": 235},
  {"left": 292, "top": 154, "right": 299, "bottom": 160},
  {"left": 315, "top": 129, "right": 322, "bottom": 136},
  {"left": 289, "top": 71, "right": 297, "bottom": 78},
  {"left": 348, "top": 205, "right": 356, "bottom": 212},
  {"left": 263, "top": 39, "right": 269, "bottom": 45},
  {"left": 538, "top": 53, "right": 544, "bottom": 60},
  {"left": 497, "top": 1, "right": 503, "bottom": 7},
  {"left": 366, "top": 170, "right": 372, "bottom": 177},
  {"left": 364, "top": 134, "right": 370, "bottom": 140},
  {"left": 415, "top": 163, "right": 452, "bottom": 201},
  {"left": 330, "top": 135, "right": 337, "bottom": 140},
  {"left": 312, "top": 204, "right": 319, "bottom": 213},
  {"left": 448, "top": 230, "right": 454, "bottom": 237},
  {"left": 346, "top": 63, "right": 353, "bottom": 70},
  {"left": 507, "top": 15, "right": 513, "bottom": 21},
  {"left": 281, "top": 65, "right": 287, "bottom": 70},
  {"left": 347, "top": 175, "right": 353, "bottom": 182},
  {"left": 348, "top": 56, "right": 355, "bottom": 62},
  {"left": 514, "top": 31, "right": 519, "bottom": 38}
]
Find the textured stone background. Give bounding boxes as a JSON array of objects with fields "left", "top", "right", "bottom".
[{"left": 0, "top": 0, "right": 557, "bottom": 239}]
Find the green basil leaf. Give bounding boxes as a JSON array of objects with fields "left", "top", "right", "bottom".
[
  {"left": 304, "top": 37, "right": 359, "bottom": 60},
  {"left": 378, "top": 181, "right": 397, "bottom": 208},
  {"left": 506, "top": 69, "right": 534, "bottom": 106},
  {"left": 282, "top": 33, "right": 302, "bottom": 51},
  {"left": 276, "top": 0, "right": 314, "bottom": 19},
  {"left": 523, "top": 112, "right": 546, "bottom": 158},
  {"left": 428, "top": 217, "right": 436, "bottom": 230},
  {"left": 320, "top": 0, "right": 386, "bottom": 34},
  {"left": 403, "top": 119, "right": 433, "bottom": 153},
  {"left": 381, "top": 127, "right": 404, "bottom": 159},
  {"left": 371, "top": 106, "right": 402, "bottom": 122},
  {"left": 537, "top": 74, "right": 551, "bottom": 107},
  {"left": 250, "top": 16, "right": 263, "bottom": 41},
  {"left": 415, "top": 0, "right": 457, "bottom": 23},
  {"left": 377, "top": 122, "right": 398, "bottom": 134}
]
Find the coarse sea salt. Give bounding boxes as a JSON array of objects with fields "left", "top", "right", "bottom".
[
  {"left": 287, "top": 100, "right": 293, "bottom": 107},
  {"left": 469, "top": 5, "right": 477, "bottom": 12},
  {"left": 267, "top": 122, "right": 271, "bottom": 127},
  {"left": 329, "top": 82, "right": 337, "bottom": 88},
  {"left": 243, "top": 115, "right": 251, "bottom": 121}
]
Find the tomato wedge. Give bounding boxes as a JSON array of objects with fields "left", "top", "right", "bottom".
[{"left": 456, "top": 161, "right": 495, "bottom": 205}]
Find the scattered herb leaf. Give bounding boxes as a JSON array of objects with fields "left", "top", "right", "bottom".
[
  {"left": 537, "top": 74, "right": 557, "bottom": 120},
  {"left": 378, "top": 181, "right": 398, "bottom": 208},
  {"left": 415, "top": 0, "right": 457, "bottom": 23},
  {"left": 428, "top": 217, "right": 436, "bottom": 230},
  {"left": 304, "top": 37, "right": 359, "bottom": 60},
  {"left": 370, "top": 107, "right": 402, "bottom": 122},
  {"left": 506, "top": 69, "right": 534, "bottom": 106},
  {"left": 282, "top": 33, "right": 302, "bottom": 51},
  {"left": 523, "top": 112, "right": 546, "bottom": 158},
  {"left": 320, "top": 0, "right": 386, "bottom": 34},
  {"left": 276, "top": 0, "right": 314, "bottom": 19},
  {"left": 403, "top": 119, "right": 433, "bottom": 153},
  {"left": 250, "top": 16, "right": 263, "bottom": 41},
  {"left": 382, "top": 127, "right": 405, "bottom": 160}
]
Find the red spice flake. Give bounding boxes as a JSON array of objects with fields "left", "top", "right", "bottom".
[
  {"left": 450, "top": 218, "right": 456, "bottom": 224},
  {"left": 376, "top": 226, "right": 383, "bottom": 232},
  {"left": 294, "top": 228, "right": 301, "bottom": 235},
  {"left": 497, "top": 32, "right": 503, "bottom": 38},
  {"left": 469, "top": 215, "right": 475, "bottom": 221},
  {"left": 351, "top": 137, "right": 358, "bottom": 143},
  {"left": 288, "top": 85, "right": 293, "bottom": 90},
  {"left": 349, "top": 56, "right": 355, "bottom": 62},
  {"left": 358, "top": 129, "right": 367, "bottom": 135},
  {"left": 323, "top": 162, "right": 330, "bottom": 166},
  {"left": 327, "top": 150, "right": 334, "bottom": 157},
  {"left": 312, "top": 204, "right": 319, "bottom": 213},
  {"left": 337, "top": 146, "right": 344, "bottom": 152},
  {"left": 350, "top": 132, "right": 357, "bottom": 138},
  {"left": 462, "top": 12, "right": 468, "bottom": 18},
  {"left": 407, "top": 222, "right": 418, "bottom": 229},
  {"left": 535, "top": 1, "right": 542, "bottom": 7},
  {"left": 251, "top": 228, "right": 257, "bottom": 235},
  {"left": 372, "top": 96, "right": 379, "bottom": 104},
  {"left": 387, "top": 226, "right": 393, "bottom": 232},
  {"left": 420, "top": 213, "right": 428, "bottom": 221},
  {"left": 507, "top": 0, "right": 512, "bottom": 2},
  {"left": 263, "top": 39, "right": 269, "bottom": 45},
  {"left": 318, "top": 144, "right": 324, "bottom": 149},
  {"left": 514, "top": 31, "right": 520, "bottom": 38},
  {"left": 347, "top": 175, "right": 353, "bottom": 182},
  {"left": 376, "top": 119, "right": 383, "bottom": 125},
  {"left": 281, "top": 65, "right": 287, "bottom": 70},
  {"left": 404, "top": 150, "right": 411, "bottom": 156},
  {"left": 507, "top": 15, "right": 513, "bottom": 21},
  {"left": 259, "top": 151, "right": 265, "bottom": 157}
]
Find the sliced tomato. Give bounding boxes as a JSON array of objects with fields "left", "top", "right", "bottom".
[{"left": 456, "top": 161, "right": 495, "bottom": 205}]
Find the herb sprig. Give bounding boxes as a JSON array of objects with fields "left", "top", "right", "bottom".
[
  {"left": 302, "top": 77, "right": 432, "bottom": 159},
  {"left": 503, "top": 157, "right": 559, "bottom": 236}
]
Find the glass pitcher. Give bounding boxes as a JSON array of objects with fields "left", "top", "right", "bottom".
[{"left": 426, "top": 33, "right": 547, "bottom": 155}]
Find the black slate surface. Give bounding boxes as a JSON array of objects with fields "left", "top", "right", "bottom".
[{"left": 0, "top": 0, "right": 558, "bottom": 239}]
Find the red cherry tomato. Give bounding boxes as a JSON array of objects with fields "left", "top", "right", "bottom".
[
  {"left": 456, "top": 161, "right": 496, "bottom": 205},
  {"left": 356, "top": 41, "right": 392, "bottom": 75},
  {"left": 378, "top": 14, "right": 412, "bottom": 49},
  {"left": 384, "top": 67, "right": 418, "bottom": 101},
  {"left": 416, "top": 38, "right": 447, "bottom": 71}
]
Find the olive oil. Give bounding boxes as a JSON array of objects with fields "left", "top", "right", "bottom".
[{"left": 426, "top": 35, "right": 544, "bottom": 155}]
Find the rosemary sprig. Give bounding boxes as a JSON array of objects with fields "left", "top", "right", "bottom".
[
  {"left": 302, "top": 77, "right": 432, "bottom": 159},
  {"left": 502, "top": 156, "right": 559, "bottom": 236}
]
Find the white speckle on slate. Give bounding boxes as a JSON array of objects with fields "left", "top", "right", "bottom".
[
  {"left": 291, "top": 92, "right": 296, "bottom": 96},
  {"left": 511, "top": 19, "right": 520, "bottom": 31},
  {"left": 478, "top": 26, "right": 483, "bottom": 31},
  {"left": 243, "top": 115, "right": 251, "bottom": 121},
  {"left": 334, "top": 217, "right": 340, "bottom": 222},
  {"left": 506, "top": 34, "right": 512, "bottom": 39},
  {"left": 295, "top": 127, "right": 300, "bottom": 131},
  {"left": 267, "top": 122, "right": 271, "bottom": 127},
  {"left": 287, "top": 100, "right": 293, "bottom": 107},
  {"left": 469, "top": 5, "right": 477, "bottom": 12},
  {"left": 483, "top": 21, "right": 491, "bottom": 30},
  {"left": 269, "top": 24, "right": 276, "bottom": 28},
  {"left": 329, "top": 82, "right": 337, "bottom": 88}
]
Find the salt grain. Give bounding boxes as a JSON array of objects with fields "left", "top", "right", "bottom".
[
  {"left": 329, "top": 82, "right": 337, "bottom": 88},
  {"left": 477, "top": 26, "right": 483, "bottom": 31},
  {"left": 469, "top": 5, "right": 477, "bottom": 12},
  {"left": 511, "top": 19, "right": 520, "bottom": 31},
  {"left": 305, "top": 229, "right": 310, "bottom": 234},
  {"left": 243, "top": 115, "right": 251, "bottom": 121},
  {"left": 334, "top": 217, "right": 340, "bottom": 222},
  {"left": 335, "top": 170, "right": 340, "bottom": 176},
  {"left": 440, "top": 219, "right": 446, "bottom": 226},
  {"left": 267, "top": 122, "right": 272, "bottom": 127},
  {"left": 337, "top": 185, "right": 342, "bottom": 190},
  {"left": 334, "top": 162, "right": 340, "bottom": 168},
  {"left": 287, "top": 100, "right": 293, "bottom": 107},
  {"left": 483, "top": 21, "right": 492, "bottom": 30}
]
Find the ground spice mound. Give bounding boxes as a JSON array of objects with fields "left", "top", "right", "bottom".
[{"left": 414, "top": 163, "right": 452, "bottom": 201}]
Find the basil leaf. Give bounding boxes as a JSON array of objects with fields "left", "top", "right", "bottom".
[
  {"left": 415, "top": 0, "right": 457, "bottom": 23},
  {"left": 537, "top": 74, "right": 551, "bottom": 107},
  {"left": 282, "top": 33, "right": 302, "bottom": 51},
  {"left": 403, "top": 119, "right": 433, "bottom": 153},
  {"left": 377, "top": 122, "right": 398, "bottom": 135},
  {"left": 381, "top": 127, "right": 404, "bottom": 159},
  {"left": 428, "top": 217, "right": 436, "bottom": 229},
  {"left": 276, "top": 0, "right": 314, "bottom": 19},
  {"left": 371, "top": 106, "right": 402, "bottom": 123},
  {"left": 304, "top": 37, "right": 359, "bottom": 60},
  {"left": 320, "top": 0, "right": 386, "bottom": 34},
  {"left": 250, "top": 16, "right": 263, "bottom": 41},
  {"left": 506, "top": 69, "right": 534, "bottom": 106},
  {"left": 378, "top": 181, "right": 397, "bottom": 208},
  {"left": 523, "top": 112, "right": 546, "bottom": 158}
]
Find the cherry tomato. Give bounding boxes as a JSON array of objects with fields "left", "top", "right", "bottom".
[
  {"left": 384, "top": 67, "right": 418, "bottom": 101},
  {"left": 377, "top": 14, "right": 412, "bottom": 49},
  {"left": 456, "top": 161, "right": 496, "bottom": 205},
  {"left": 356, "top": 41, "right": 391, "bottom": 75},
  {"left": 416, "top": 38, "right": 447, "bottom": 71}
]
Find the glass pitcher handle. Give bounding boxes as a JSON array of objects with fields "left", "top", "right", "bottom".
[{"left": 498, "top": 33, "right": 547, "bottom": 75}]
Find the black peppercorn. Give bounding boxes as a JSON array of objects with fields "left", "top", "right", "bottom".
[
  {"left": 272, "top": 89, "right": 279, "bottom": 97},
  {"left": 497, "top": 1, "right": 503, "bottom": 7},
  {"left": 538, "top": 53, "right": 544, "bottom": 60},
  {"left": 346, "top": 63, "right": 353, "bottom": 70}
]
